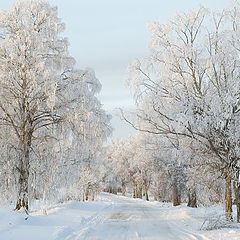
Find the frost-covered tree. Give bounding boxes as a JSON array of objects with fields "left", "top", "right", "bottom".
[
  {"left": 107, "top": 134, "right": 161, "bottom": 201},
  {"left": 145, "top": 134, "right": 188, "bottom": 205},
  {"left": 107, "top": 139, "right": 131, "bottom": 196},
  {"left": 0, "top": 0, "right": 111, "bottom": 211},
  {"left": 126, "top": 4, "right": 240, "bottom": 220},
  {"left": 186, "top": 160, "right": 224, "bottom": 206}
]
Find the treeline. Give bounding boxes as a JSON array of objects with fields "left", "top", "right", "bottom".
[
  {"left": 106, "top": 3, "right": 240, "bottom": 223},
  {"left": 105, "top": 134, "right": 223, "bottom": 208}
]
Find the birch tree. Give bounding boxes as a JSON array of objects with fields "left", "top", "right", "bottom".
[
  {"left": 126, "top": 4, "right": 240, "bottom": 220},
  {"left": 0, "top": 0, "right": 111, "bottom": 211}
]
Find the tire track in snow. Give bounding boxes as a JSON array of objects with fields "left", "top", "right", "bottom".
[
  {"left": 54, "top": 203, "right": 114, "bottom": 240},
  {"left": 54, "top": 194, "right": 212, "bottom": 240},
  {"left": 72, "top": 203, "right": 115, "bottom": 240}
]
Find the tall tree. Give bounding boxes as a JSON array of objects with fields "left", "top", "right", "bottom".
[
  {"left": 126, "top": 4, "right": 240, "bottom": 220},
  {"left": 0, "top": 0, "right": 111, "bottom": 210}
]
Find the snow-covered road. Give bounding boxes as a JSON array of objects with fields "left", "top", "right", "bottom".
[
  {"left": 67, "top": 193, "right": 209, "bottom": 240},
  {"left": 0, "top": 193, "right": 239, "bottom": 240}
]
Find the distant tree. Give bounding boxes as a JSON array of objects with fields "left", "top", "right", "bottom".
[
  {"left": 107, "top": 134, "right": 159, "bottom": 201},
  {"left": 107, "top": 139, "right": 132, "bottom": 196}
]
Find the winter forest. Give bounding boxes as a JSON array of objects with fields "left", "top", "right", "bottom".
[{"left": 2, "top": 0, "right": 240, "bottom": 239}]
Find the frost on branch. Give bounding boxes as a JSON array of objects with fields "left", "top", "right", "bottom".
[
  {"left": 0, "top": 0, "right": 112, "bottom": 210},
  {"left": 126, "top": 3, "right": 240, "bottom": 221}
]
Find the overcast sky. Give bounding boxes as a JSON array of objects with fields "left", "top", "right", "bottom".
[{"left": 1, "top": 0, "right": 232, "bottom": 139}]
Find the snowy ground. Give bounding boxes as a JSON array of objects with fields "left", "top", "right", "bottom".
[{"left": 0, "top": 193, "right": 240, "bottom": 240}]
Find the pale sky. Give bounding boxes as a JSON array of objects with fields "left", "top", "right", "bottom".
[{"left": 1, "top": 0, "right": 232, "bottom": 139}]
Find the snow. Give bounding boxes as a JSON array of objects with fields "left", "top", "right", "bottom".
[{"left": 0, "top": 193, "right": 239, "bottom": 240}]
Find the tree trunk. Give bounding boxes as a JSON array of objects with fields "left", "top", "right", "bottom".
[
  {"left": 82, "top": 192, "right": 85, "bottom": 201},
  {"left": 133, "top": 179, "right": 137, "bottom": 198},
  {"left": 187, "top": 189, "right": 197, "bottom": 208},
  {"left": 236, "top": 186, "right": 240, "bottom": 223},
  {"left": 15, "top": 105, "right": 33, "bottom": 211},
  {"left": 121, "top": 182, "right": 126, "bottom": 196},
  {"left": 143, "top": 179, "right": 149, "bottom": 201},
  {"left": 15, "top": 144, "right": 30, "bottom": 211},
  {"left": 225, "top": 174, "right": 233, "bottom": 221},
  {"left": 85, "top": 186, "right": 89, "bottom": 201},
  {"left": 173, "top": 182, "right": 181, "bottom": 206},
  {"left": 15, "top": 167, "right": 29, "bottom": 211},
  {"left": 34, "top": 188, "right": 39, "bottom": 200},
  {"left": 233, "top": 181, "right": 240, "bottom": 223},
  {"left": 137, "top": 185, "right": 142, "bottom": 199}
]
